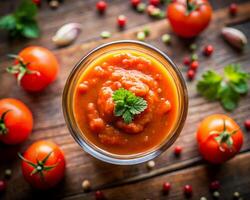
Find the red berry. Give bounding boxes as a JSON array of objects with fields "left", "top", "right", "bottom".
[
  {"left": 131, "top": 0, "right": 141, "bottom": 7},
  {"left": 183, "top": 185, "right": 193, "bottom": 197},
  {"left": 190, "top": 61, "right": 199, "bottom": 70},
  {"left": 244, "top": 119, "right": 250, "bottom": 130},
  {"left": 210, "top": 180, "right": 221, "bottom": 191},
  {"left": 32, "top": 0, "right": 41, "bottom": 6},
  {"left": 229, "top": 3, "right": 238, "bottom": 16},
  {"left": 162, "top": 182, "right": 171, "bottom": 193},
  {"left": 149, "top": 0, "right": 160, "bottom": 6},
  {"left": 0, "top": 180, "right": 7, "bottom": 192},
  {"left": 95, "top": 190, "right": 105, "bottom": 200},
  {"left": 117, "top": 15, "right": 127, "bottom": 28},
  {"left": 187, "top": 69, "right": 195, "bottom": 80},
  {"left": 174, "top": 146, "right": 182, "bottom": 156},
  {"left": 96, "top": 1, "right": 107, "bottom": 13},
  {"left": 183, "top": 56, "right": 191, "bottom": 66},
  {"left": 203, "top": 45, "right": 214, "bottom": 56}
]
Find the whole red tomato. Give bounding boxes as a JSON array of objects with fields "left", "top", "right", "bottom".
[
  {"left": 167, "top": 0, "right": 212, "bottom": 38},
  {"left": 196, "top": 114, "right": 243, "bottom": 164},
  {"left": 7, "top": 46, "right": 59, "bottom": 92},
  {"left": 0, "top": 98, "right": 33, "bottom": 145},
  {"left": 19, "top": 140, "right": 65, "bottom": 189}
]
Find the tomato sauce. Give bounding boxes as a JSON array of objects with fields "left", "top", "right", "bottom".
[{"left": 73, "top": 50, "right": 179, "bottom": 155}]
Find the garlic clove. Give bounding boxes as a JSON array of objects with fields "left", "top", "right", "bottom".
[
  {"left": 52, "top": 23, "right": 82, "bottom": 47},
  {"left": 221, "top": 27, "right": 247, "bottom": 50}
]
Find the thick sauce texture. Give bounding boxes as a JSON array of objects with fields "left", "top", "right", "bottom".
[{"left": 74, "top": 50, "right": 179, "bottom": 155}]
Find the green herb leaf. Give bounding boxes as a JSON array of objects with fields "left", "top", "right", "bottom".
[
  {"left": 112, "top": 88, "right": 147, "bottom": 124},
  {"left": 0, "top": 15, "right": 16, "bottom": 30},
  {"left": 21, "top": 20, "right": 39, "bottom": 38},
  {"left": 197, "top": 64, "right": 250, "bottom": 111}
]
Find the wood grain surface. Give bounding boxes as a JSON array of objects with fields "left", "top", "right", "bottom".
[{"left": 0, "top": 1, "right": 250, "bottom": 200}]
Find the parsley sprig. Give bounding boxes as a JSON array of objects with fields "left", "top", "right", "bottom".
[
  {"left": 0, "top": 0, "right": 39, "bottom": 39},
  {"left": 112, "top": 88, "right": 147, "bottom": 124},
  {"left": 197, "top": 64, "right": 250, "bottom": 111}
]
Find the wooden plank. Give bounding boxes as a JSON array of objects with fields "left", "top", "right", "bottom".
[
  {"left": 63, "top": 152, "right": 250, "bottom": 200},
  {"left": 0, "top": 2, "right": 250, "bottom": 200}
]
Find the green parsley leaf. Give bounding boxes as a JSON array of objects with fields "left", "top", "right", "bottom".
[
  {"left": 197, "top": 64, "right": 250, "bottom": 111},
  {"left": 112, "top": 88, "right": 147, "bottom": 124}
]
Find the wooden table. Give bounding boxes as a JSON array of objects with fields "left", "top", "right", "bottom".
[{"left": 0, "top": 1, "right": 250, "bottom": 199}]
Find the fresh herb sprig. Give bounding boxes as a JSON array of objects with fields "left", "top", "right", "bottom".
[
  {"left": 197, "top": 64, "right": 250, "bottom": 111},
  {"left": 112, "top": 88, "right": 147, "bottom": 124},
  {"left": 0, "top": 0, "right": 39, "bottom": 39}
]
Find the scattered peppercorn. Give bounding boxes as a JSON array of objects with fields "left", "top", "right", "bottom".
[
  {"left": 233, "top": 192, "right": 240, "bottom": 199},
  {"left": 147, "top": 160, "right": 155, "bottom": 170},
  {"left": 183, "top": 56, "right": 191, "bottom": 66},
  {"left": 82, "top": 179, "right": 91, "bottom": 192},
  {"left": 174, "top": 146, "right": 182, "bottom": 156},
  {"left": 143, "top": 26, "right": 150, "bottom": 36},
  {"left": 162, "top": 34, "right": 171, "bottom": 45},
  {"left": 189, "top": 43, "right": 197, "bottom": 51},
  {"left": 229, "top": 3, "right": 238, "bottom": 16},
  {"left": 117, "top": 15, "right": 127, "bottom": 28},
  {"left": 200, "top": 197, "right": 207, "bottom": 200},
  {"left": 131, "top": 0, "right": 141, "bottom": 7},
  {"left": 183, "top": 185, "right": 193, "bottom": 197},
  {"left": 191, "top": 53, "right": 198, "bottom": 61},
  {"left": 190, "top": 60, "right": 199, "bottom": 70},
  {"left": 137, "top": 3, "right": 146, "bottom": 13},
  {"left": 100, "top": 31, "right": 111, "bottom": 39},
  {"left": 149, "top": 0, "right": 160, "bottom": 7},
  {"left": 162, "top": 182, "right": 171, "bottom": 194},
  {"left": 203, "top": 45, "right": 214, "bottom": 56},
  {"left": 96, "top": 1, "right": 107, "bottom": 13},
  {"left": 147, "top": 5, "right": 156, "bottom": 15},
  {"left": 209, "top": 180, "right": 220, "bottom": 191},
  {"left": 244, "top": 119, "right": 250, "bottom": 130},
  {"left": 0, "top": 180, "right": 7, "bottom": 192},
  {"left": 95, "top": 190, "right": 105, "bottom": 200},
  {"left": 137, "top": 31, "right": 146, "bottom": 41},
  {"left": 49, "top": 0, "right": 59, "bottom": 9},
  {"left": 213, "top": 191, "right": 220, "bottom": 198},
  {"left": 4, "top": 169, "right": 12, "bottom": 179},
  {"left": 187, "top": 69, "right": 195, "bottom": 80}
]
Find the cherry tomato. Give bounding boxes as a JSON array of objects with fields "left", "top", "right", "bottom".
[
  {"left": 0, "top": 98, "right": 33, "bottom": 145},
  {"left": 7, "top": 46, "right": 59, "bottom": 92},
  {"left": 19, "top": 140, "right": 66, "bottom": 189},
  {"left": 196, "top": 114, "right": 243, "bottom": 164},
  {"left": 167, "top": 0, "right": 212, "bottom": 38}
]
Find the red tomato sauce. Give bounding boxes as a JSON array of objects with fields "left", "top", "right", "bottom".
[{"left": 73, "top": 50, "right": 179, "bottom": 155}]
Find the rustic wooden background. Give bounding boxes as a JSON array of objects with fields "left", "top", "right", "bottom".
[{"left": 0, "top": 0, "right": 250, "bottom": 199}]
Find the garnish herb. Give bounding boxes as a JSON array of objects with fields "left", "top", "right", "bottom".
[
  {"left": 197, "top": 64, "right": 250, "bottom": 111},
  {"left": 112, "top": 88, "right": 147, "bottom": 124},
  {"left": 0, "top": 0, "right": 39, "bottom": 39}
]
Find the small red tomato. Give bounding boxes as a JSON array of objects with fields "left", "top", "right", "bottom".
[
  {"left": 187, "top": 69, "right": 195, "bottom": 80},
  {"left": 131, "top": 0, "right": 141, "bottom": 7},
  {"left": 7, "top": 46, "right": 59, "bottom": 92},
  {"left": 96, "top": 1, "right": 107, "bottom": 13},
  {"left": 163, "top": 182, "right": 171, "bottom": 193},
  {"left": 244, "top": 119, "right": 250, "bottom": 130},
  {"left": 0, "top": 98, "right": 33, "bottom": 145},
  {"left": 0, "top": 180, "right": 7, "bottom": 192},
  {"left": 32, "top": 0, "right": 41, "bottom": 6},
  {"left": 196, "top": 114, "right": 243, "bottom": 164},
  {"left": 117, "top": 15, "right": 127, "bottom": 28},
  {"left": 19, "top": 140, "right": 66, "bottom": 189},
  {"left": 210, "top": 180, "right": 220, "bottom": 191},
  {"left": 183, "top": 56, "right": 191, "bottom": 66},
  {"left": 183, "top": 185, "right": 193, "bottom": 197},
  {"left": 95, "top": 190, "right": 105, "bottom": 200},
  {"left": 229, "top": 3, "right": 237, "bottom": 16},
  {"left": 203, "top": 44, "right": 214, "bottom": 56},
  {"left": 190, "top": 60, "right": 199, "bottom": 70},
  {"left": 174, "top": 146, "right": 182, "bottom": 156},
  {"left": 149, "top": 0, "right": 160, "bottom": 6}
]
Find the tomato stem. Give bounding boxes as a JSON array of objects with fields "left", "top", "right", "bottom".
[
  {"left": 185, "top": 0, "right": 198, "bottom": 15},
  {"left": 0, "top": 110, "right": 11, "bottom": 135},
  {"left": 6, "top": 54, "right": 40, "bottom": 86}
]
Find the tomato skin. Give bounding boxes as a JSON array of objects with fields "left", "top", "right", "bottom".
[
  {"left": 15, "top": 46, "right": 59, "bottom": 92},
  {"left": 196, "top": 114, "right": 243, "bottom": 164},
  {"left": 0, "top": 98, "right": 33, "bottom": 145},
  {"left": 167, "top": 0, "right": 212, "bottom": 38},
  {"left": 21, "top": 140, "right": 65, "bottom": 189}
]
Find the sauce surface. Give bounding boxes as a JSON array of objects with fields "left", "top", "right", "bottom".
[{"left": 73, "top": 50, "right": 179, "bottom": 155}]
